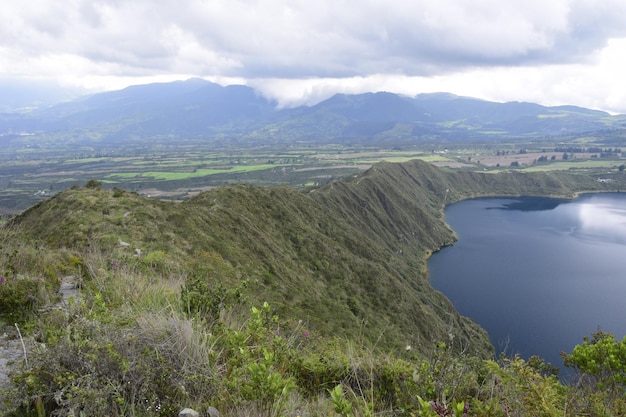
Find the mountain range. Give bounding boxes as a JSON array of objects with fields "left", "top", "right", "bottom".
[
  {"left": 3, "top": 80, "right": 626, "bottom": 414},
  {"left": 2, "top": 78, "right": 625, "bottom": 147}
]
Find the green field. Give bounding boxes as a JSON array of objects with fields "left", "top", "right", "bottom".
[
  {"left": 106, "top": 164, "right": 281, "bottom": 181},
  {"left": 0, "top": 137, "right": 624, "bottom": 212}
]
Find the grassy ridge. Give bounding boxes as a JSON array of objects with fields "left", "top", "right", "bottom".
[
  {"left": 10, "top": 161, "right": 613, "bottom": 357},
  {"left": 2, "top": 159, "right": 621, "bottom": 416},
  {"left": 11, "top": 180, "right": 489, "bottom": 356}
]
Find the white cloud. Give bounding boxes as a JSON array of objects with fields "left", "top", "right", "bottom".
[{"left": 2, "top": 0, "right": 626, "bottom": 112}]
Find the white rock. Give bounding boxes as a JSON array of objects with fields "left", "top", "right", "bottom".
[{"left": 178, "top": 408, "right": 199, "bottom": 417}]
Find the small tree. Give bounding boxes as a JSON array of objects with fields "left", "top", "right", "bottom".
[
  {"left": 562, "top": 330, "right": 626, "bottom": 415},
  {"left": 563, "top": 330, "right": 626, "bottom": 392}
]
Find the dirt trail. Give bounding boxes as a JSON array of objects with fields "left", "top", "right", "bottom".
[
  {"left": 0, "top": 325, "right": 25, "bottom": 391},
  {"left": 0, "top": 275, "right": 80, "bottom": 403}
]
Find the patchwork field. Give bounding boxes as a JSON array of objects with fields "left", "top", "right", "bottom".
[{"left": 0, "top": 139, "right": 624, "bottom": 212}]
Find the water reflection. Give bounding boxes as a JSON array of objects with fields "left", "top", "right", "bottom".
[
  {"left": 498, "top": 196, "right": 569, "bottom": 211},
  {"left": 428, "top": 193, "right": 626, "bottom": 368},
  {"left": 577, "top": 196, "right": 626, "bottom": 244}
]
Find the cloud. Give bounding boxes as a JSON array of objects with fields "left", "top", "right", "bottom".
[
  {"left": 4, "top": 0, "right": 626, "bottom": 78},
  {"left": 2, "top": 1, "right": 626, "bottom": 112}
]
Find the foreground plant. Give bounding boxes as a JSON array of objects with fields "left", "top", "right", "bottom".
[{"left": 562, "top": 330, "right": 626, "bottom": 415}]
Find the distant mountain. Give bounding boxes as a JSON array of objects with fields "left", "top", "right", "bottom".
[
  {"left": 1, "top": 79, "right": 625, "bottom": 146},
  {"left": 21, "top": 79, "right": 276, "bottom": 141}
]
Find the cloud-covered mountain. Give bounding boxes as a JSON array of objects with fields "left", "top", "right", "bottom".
[{"left": 1, "top": 78, "right": 624, "bottom": 146}]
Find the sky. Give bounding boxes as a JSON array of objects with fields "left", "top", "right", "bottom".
[{"left": 3, "top": 0, "right": 626, "bottom": 113}]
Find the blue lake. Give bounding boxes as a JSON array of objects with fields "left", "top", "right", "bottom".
[{"left": 428, "top": 193, "right": 626, "bottom": 368}]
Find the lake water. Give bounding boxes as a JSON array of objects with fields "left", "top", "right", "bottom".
[{"left": 428, "top": 193, "right": 626, "bottom": 368}]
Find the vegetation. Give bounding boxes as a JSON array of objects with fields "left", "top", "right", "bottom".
[
  {"left": 0, "top": 159, "right": 625, "bottom": 415},
  {"left": 3, "top": 79, "right": 626, "bottom": 212}
]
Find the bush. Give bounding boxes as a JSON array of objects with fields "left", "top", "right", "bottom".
[
  {"left": 562, "top": 330, "right": 626, "bottom": 414},
  {"left": 84, "top": 179, "right": 102, "bottom": 189},
  {"left": 140, "top": 250, "right": 173, "bottom": 273},
  {"left": 11, "top": 314, "right": 214, "bottom": 416},
  {"left": 181, "top": 251, "right": 247, "bottom": 322},
  {"left": 0, "top": 275, "right": 45, "bottom": 322},
  {"left": 563, "top": 330, "right": 626, "bottom": 390}
]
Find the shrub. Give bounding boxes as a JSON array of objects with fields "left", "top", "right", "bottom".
[
  {"left": 478, "top": 356, "right": 565, "bottom": 417},
  {"left": 563, "top": 330, "right": 626, "bottom": 391},
  {"left": 11, "top": 314, "right": 215, "bottom": 416},
  {"left": 181, "top": 251, "right": 247, "bottom": 322},
  {"left": 84, "top": 179, "right": 102, "bottom": 189},
  {"left": 140, "top": 250, "right": 173, "bottom": 273},
  {"left": 0, "top": 275, "right": 46, "bottom": 322},
  {"left": 562, "top": 330, "right": 626, "bottom": 414}
]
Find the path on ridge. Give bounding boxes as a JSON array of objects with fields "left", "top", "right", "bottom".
[{"left": 0, "top": 275, "right": 80, "bottom": 405}]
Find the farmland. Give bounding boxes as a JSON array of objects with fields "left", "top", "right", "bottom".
[
  {"left": 1, "top": 134, "right": 626, "bottom": 214},
  {"left": 3, "top": 80, "right": 626, "bottom": 212}
]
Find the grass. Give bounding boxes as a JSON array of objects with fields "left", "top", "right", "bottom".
[
  {"left": 413, "top": 154, "right": 452, "bottom": 162},
  {"left": 105, "top": 164, "right": 282, "bottom": 181},
  {"left": 355, "top": 154, "right": 450, "bottom": 164},
  {"left": 522, "top": 159, "right": 623, "bottom": 172},
  {"left": 0, "top": 135, "right": 623, "bottom": 211},
  {"left": 2, "top": 161, "right": 626, "bottom": 416},
  {"left": 3, "top": 239, "right": 625, "bottom": 416}
]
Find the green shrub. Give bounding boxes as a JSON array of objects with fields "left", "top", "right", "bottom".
[
  {"left": 329, "top": 384, "right": 353, "bottom": 417},
  {"left": 0, "top": 275, "right": 45, "bottom": 322},
  {"left": 563, "top": 330, "right": 626, "bottom": 390},
  {"left": 140, "top": 250, "right": 172, "bottom": 272},
  {"left": 181, "top": 251, "right": 247, "bottom": 321},
  {"left": 84, "top": 179, "right": 102, "bottom": 189},
  {"left": 11, "top": 314, "right": 213, "bottom": 416},
  {"left": 562, "top": 330, "right": 626, "bottom": 414},
  {"left": 479, "top": 356, "right": 565, "bottom": 417}
]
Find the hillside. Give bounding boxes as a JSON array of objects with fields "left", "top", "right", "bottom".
[
  {"left": 9, "top": 160, "right": 610, "bottom": 355},
  {"left": 1, "top": 159, "right": 620, "bottom": 416},
  {"left": 2, "top": 79, "right": 626, "bottom": 148},
  {"left": 10, "top": 167, "right": 478, "bottom": 356}
]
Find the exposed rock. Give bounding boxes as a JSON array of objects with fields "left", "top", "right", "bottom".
[
  {"left": 59, "top": 275, "right": 80, "bottom": 306},
  {"left": 0, "top": 324, "right": 27, "bottom": 403},
  {"left": 179, "top": 408, "right": 199, "bottom": 417},
  {"left": 207, "top": 406, "right": 220, "bottom": 417}
]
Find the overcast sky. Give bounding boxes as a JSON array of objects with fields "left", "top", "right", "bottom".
[{"left": 3, "top": 0, "right": 626, "bottom": 112}]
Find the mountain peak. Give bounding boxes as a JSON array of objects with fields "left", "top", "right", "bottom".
[{"left": 1, "top": 80, "right": 623, "bottom": 145}]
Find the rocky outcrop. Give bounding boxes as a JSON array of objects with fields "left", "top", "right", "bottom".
[
  {"left": 179, "top": 406, "right": 219, "bottom": 417},
  {"left": 0, "top": 324, "right": 27, "bottom": 405}
]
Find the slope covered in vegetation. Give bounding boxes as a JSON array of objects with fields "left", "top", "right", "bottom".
[{"left": 1, "top": 160, "right": 620, "bottom": 416}]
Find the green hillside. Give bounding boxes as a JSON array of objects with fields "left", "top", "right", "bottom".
[
  {"left": 9, "top": 164, "right": 480, "bottom": 357},
  {"left": 1, "top": 160, "right": 621, "bottom": 416},
  {"left": 12, "top": 160, "right": 607, "bottom": 353}
]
